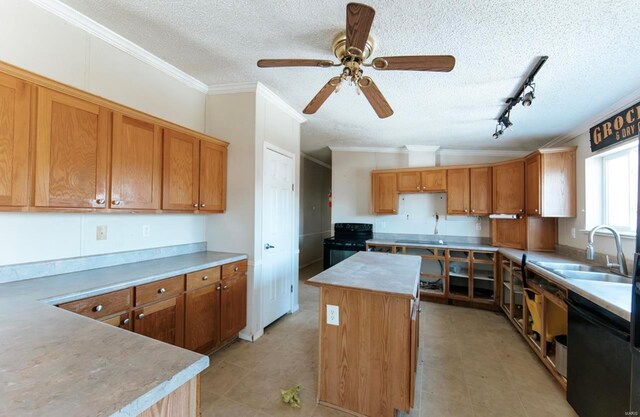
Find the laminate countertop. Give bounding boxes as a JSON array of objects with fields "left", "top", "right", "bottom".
[
  {"left": 0, "top": 250, "right": 247, "bottom": 417},
  {"left": 366, "top": 238, "right": 498, "bottom": 252},
  {"left": 499, "top": 248, "right": 632, "bottom": 321},
  {"left": 306, "top": 251, "right": 421, "bottom": 299}
]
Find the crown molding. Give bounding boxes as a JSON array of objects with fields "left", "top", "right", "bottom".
[
  {"left": 207, "top": 82, "right": 258, "bottom": 95},
  {"left": 302, "top": 153, "right": 332, "bottom": 169},
  {"left": 30, "top": 0, "right": 209, "bottom": 93},
  {"left": 329, "top": 146, "right": 408, "bottom": 153},
  {"left": 438, "top": 149, "right": 530, "bottom": 157},
  {"left": 404, "top": 145, "right": 440, "bottom": 152},
  {"left": 543, "top": 86, "right": 640, "bottom": 148}
]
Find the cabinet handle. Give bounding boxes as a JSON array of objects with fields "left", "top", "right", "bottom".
[
  {"left": 422, "top": 186, "right": 426, "bottom": 190},
  {"left": 216, "top": 286, "right": 221, "bottom": 291},
  {"left": 471, "top": 209, "right": 475, "bottom": 213},
  {"left": 93, "top": 304, "right": 103, "bottom": 312},
  {"left": 534, "top": 208, "right": 539, "bottom": 213},
  {"left": 158, "top": 287, "right": 166, "bottom": 294},
  {"left": 416, "top": 186, "right": 420, "bottom": 190},
  {"left": 464, "top": 209, "right": 468, "bottom": 213},
  {"left": 122, "top": 318, "right": 130, "bottom": 325},
  {"left": 95, "top": 198, "right": 105, "bottom": 205},
  {"left": 193, "top": 203, "right": 199, "bottom": 208},
  {"left": 201, "top": 203, "right": 206, "bottom": 208},
  {"left": 223, "top": 285, "right": 229, "bottom": 290},
  {"left": 112, "top": 200, "right": 122, "bottom": 206},
  {"left": 519, "top": 208, "right": 523, "bottom": 213},
  {"left": 137, "top": 313, "right": 145, "bottom": 319},
  {"left": 234, "top": 266, "right": 239, "bottom": 272},
  {"left": 202, "top": 275, "right": 209, "bottom": 281}
]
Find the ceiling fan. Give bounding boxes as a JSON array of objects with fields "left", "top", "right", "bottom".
[{"left": 257, "top": 2, "right": 455, "bottom": 118}]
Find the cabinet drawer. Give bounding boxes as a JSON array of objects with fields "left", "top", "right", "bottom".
[
  {"left": 222, "top": 260, "right": 247, "bottom": 279},
  {"left": 100, "top": 311, "right": 132, "bottom": 330},
  {"left": 58, "top": 288, "right": 131, "bottom": 320},
  {"left": 186, "top": 266, "right": 221, "bottom": 291},
  {"left": 135, "top": 275, "right": 184, "bottom": 306}
]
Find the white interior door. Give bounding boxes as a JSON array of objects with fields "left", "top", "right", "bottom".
[{"left": 262, "top": 146, "right": 294, "bottom": 327}]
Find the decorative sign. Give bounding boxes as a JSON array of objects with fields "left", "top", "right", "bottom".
[{"left": 590, "top": 101, "right": 640, "bottom": 152}]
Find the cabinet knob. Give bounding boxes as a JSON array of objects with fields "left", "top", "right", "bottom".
[
  {"left": 93, "top": 304, "right": 103, "bottom": 312},
  {"left": 193, "top": 203, "right": 199, "bottom": 208},
  {"left": 200, "top": 203, "right": 206, "bottom": 208},
  {"left": 202, "top": 275, "right": 209, "bottom": 281},
  {"left": 534, "top": 208, "right": 539, "bottom": 213},
  {"left": 223, "top": 285, "right": 229, "bottom": 290},
  {"left": 137, "top": 313, "right": 145, "bottom": 319},
  {"left": 519, "top": 208, "right": 523, "bottom": 213},
  {"left": 158, "top": 287, "right": 166, "bottom": 294},
  {"left": 464, "top": 209, "right": 468, "bottom": 213},
  {"left": 471, "top": 209, "right": 475, "bottom": 213},
  {"left": 95, "top": 198, "right": 105, "bottom": 205},
  {"left": 416, "top": 186, "right": 420, "bottom": 190},
  {"left": 422, "top": 186, "right": 426, "bottom": 190},
  {"left": 234, "top": 266, "right": 239, "bottom": 272},
  {"left": 216, "top": 286, "right": 221, "bottom": 291},
  {"left": 112, "top": 200, "right": 122, "bottom": 206},
  {"left": 122, "top": 318, "right": 130, "bottom": 325}
]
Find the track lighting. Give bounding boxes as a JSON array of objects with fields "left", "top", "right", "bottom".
[{"left": 490, "top": 56, "right": 547, "bottom": 139}]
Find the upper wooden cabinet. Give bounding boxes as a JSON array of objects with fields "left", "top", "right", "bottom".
[
  {"left": 163, "top": 129, "right": 200, "bottom": 211},
  {"left": 371, "top": 172, "right": 398, "bottom": 214},
  {"left": 447, "top": 168, "right": 470, "bottom": 215},
  {"left": 525, "top": 149, "right": 576, "bottom": 217},
  {"left": 492, "top": 160, "right": 525, "bottom": 214},
  {"left": 469, "top": 166, "right": 492, "bottom": 215},
  {"left": 0, "top": 73, "right": 31, "bottom": 208},
  {"left": 111, "top": 113, "right": 162, "bottom": 210},
  {"left": 397, "top": 169, "right": 446, "bottom": 193},
  {"left": 199, "top": 140, "right": 227, "bottom": 212},
  {"left": 34, "top": 88, "right": 110, "bottom": 208}
]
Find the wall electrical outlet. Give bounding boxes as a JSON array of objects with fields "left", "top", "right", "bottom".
[
  {"left": 326, "top": 304, "right": 339, "bottom": 326},
  {"left": 476, "top": 221, "right": 482, "bottom": 231},
  {"left": 96, "top": 225, "right": 108, "bottom": 241},
  {"left": 142, "top": 225, "right": 151, "bottom": 237}
]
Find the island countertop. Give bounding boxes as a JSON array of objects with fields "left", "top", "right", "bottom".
[
  {"left": 0, "top": 250, "right": 247, "bottom": 417},
  {"left": 306, "top": 251, "right": 421, "bottom": 299}
]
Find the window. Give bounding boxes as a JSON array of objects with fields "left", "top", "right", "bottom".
[{"left": 588, "top": 140, "right": 638, "bottom": 234}]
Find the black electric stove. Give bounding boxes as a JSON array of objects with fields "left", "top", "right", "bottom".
[{"left": 323, "top": 223, "right": 373, "bottom": 270}]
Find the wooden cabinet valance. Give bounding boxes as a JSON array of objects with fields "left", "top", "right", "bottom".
[{"left": 0, "top": 62, "right": 228, "bottom": 214}]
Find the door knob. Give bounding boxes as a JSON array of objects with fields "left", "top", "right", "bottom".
[{"left": 265, "top": 243, "right": 275, "bottom": 250}]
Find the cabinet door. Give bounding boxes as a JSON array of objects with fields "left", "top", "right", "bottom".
[
  {"left": 492, "top": 160, "right": 525, "bottom": 214},
  {"left": 220, "top": 274, "right": 247, "bottom": 341},
  {"left": 421, "top": 170, "right": 446, "bottom": 192},
  {"left": 0, "top": 73, "right": 31, "bottom": 208},
  {"left": 371, "top": 172, "right": 398, "bottom": 214},
  {"left": 35, "top": 88, "right": 109, "bottom": 208},
  {"left": 185, "top": 284, "right": 221, "bottom": 353},
  {"left": 111, "top": 113, "right": 162, "bottom": 210},
  {"left": 491, "top": 218, "right": 526, "bottom": 249},
  {"left": 446, "top": 168, "right": 469, "bottom": 215},
  {"left": 525, "top": 154, "right": 541, "bottom": 216},
  {"left": 397, "top": 171, "right": 421, "bottom": 193},
  {"left": 469, "top": 166, "right": 492, "bottom": 215},
  {"left": 100, "top": 312, "right": 132, "bottom": 331},
  {"left": 162, "top": 129, "right": 199, "bottom": 211},
  {"left": 540, "top": 150, "right": 576, "bottom": 217},
  {"left": 134, "top": 296, "right": 185, "bottom": 347},
  {"left": 199, "top": 140, "right": 227, "bottom": 212}
]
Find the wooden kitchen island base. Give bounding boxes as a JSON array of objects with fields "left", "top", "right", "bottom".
[
  {"left": 306, "top": 252, "right": 421, "bottom": 417},
  {"left": 138, "top": 376, "right": 200, "bottom": 417}
]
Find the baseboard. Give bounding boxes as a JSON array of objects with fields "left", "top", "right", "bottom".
[
  {"left": 299, "top": 257, "right": 323, "bottom": 269},
  {"left": 291, "top": 304, "right": 300, "bottom": 314},
  {"left": 239, "top": 327, "right": 264, "bottom": 342}
]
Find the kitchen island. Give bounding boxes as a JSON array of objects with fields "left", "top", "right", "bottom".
[{"left": 306, "top": 251, "right": 421, "bottom": 417}]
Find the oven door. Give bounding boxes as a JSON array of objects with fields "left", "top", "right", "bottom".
[{"left": 323, "top": 240, "right": 365, "bottom": 270}]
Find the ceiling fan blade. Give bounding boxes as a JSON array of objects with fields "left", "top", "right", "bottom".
[
  {"left": 303, "top": 77, "right": 341, "bottom": 114},
  {"left": 346, "top": 3, "right": 375, "bottom": 55},
  {"left": 257, "top": 59, "right": 335, "bottom": 68},
  {"left": 371, "top": 55, "right": 456, "bottom": 72},
  {"left": 358, "top": 77, "right": 393, "bottom": 118}
]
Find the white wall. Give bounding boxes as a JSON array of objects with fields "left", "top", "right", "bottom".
[
  {"left": 0, "top": 0, "right": 208, "bottom": 266},
  {"left": 557, "top": 132, "right": 636, "bottom": 259},
  {"left": 332, "top": 150, "right": 527, "bottom": 237}
]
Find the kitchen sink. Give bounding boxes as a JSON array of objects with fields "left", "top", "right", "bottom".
[
  {"left": 553, "top": 270, "right": 633, "bottom": 284},
  {"left": 534, "top": 261, "right": 605, "bottom": 272}
]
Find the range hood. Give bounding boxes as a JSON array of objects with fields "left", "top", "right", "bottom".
[{"left": 489, "top": 214, "right": 522, "bottom": 219}]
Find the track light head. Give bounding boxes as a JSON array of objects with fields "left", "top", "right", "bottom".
[{"left": 522, "top": 91, "right": 534, "bottom": 107}]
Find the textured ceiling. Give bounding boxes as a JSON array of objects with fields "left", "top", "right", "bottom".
[{"left": 60, "top": 0, "right": 640, "bottom": 162}]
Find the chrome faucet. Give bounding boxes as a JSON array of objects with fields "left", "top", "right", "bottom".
[{"left": 586, "top": 225, "right": 629, "bottom": 276}]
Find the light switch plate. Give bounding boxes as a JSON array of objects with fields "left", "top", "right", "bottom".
[
  {"left": 326, "top": 304, "right": 339, "bottom": 326},
  {"left": 96, "top": 225, "right": 107, "bottom": 241},
  {"left": 142, "top": 225, "right": 151, "bottom": 237}
]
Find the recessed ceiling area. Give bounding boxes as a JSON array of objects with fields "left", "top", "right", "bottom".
[{"left": 59, "top": 0, "right": 640, "bottom": 162}]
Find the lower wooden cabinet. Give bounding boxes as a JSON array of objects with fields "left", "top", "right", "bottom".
[
  {"left": 185, "top": 284, "right": 222, "bottom": 353},
  {"left": 134, "top": 295, "right": 185, "bottom": 347},
  {"left": 221, "top": 273, "right": 247, "bottom": 341},
  {"left": 56, "top": 259, "right": 248, "bottom": 354}
]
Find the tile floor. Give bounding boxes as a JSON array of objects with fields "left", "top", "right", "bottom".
[{"left": 200, "top": 261, "right": 577, "bottom": 417}]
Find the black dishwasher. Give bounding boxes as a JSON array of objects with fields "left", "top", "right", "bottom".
[{"left": 567, "top": 291, "right": 631, "bottom": 417}]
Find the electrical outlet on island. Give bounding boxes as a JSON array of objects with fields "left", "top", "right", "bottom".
[{"left": 326, "top": 304, "right": 339, "bottom": 326}]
